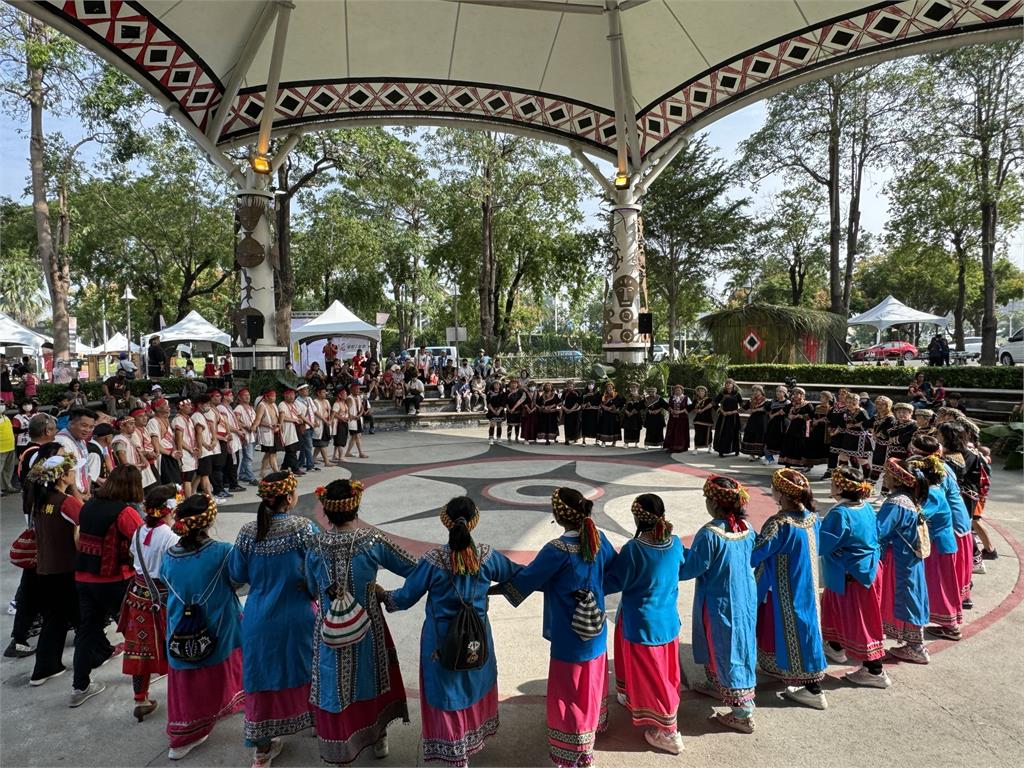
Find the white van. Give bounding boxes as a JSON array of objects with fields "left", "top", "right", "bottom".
[
  {"left": 997, "top": 329, "right": 1024, "bottom": 365},
  {"left": 404, "top": 346, "right": 459, "bottom": 367}
]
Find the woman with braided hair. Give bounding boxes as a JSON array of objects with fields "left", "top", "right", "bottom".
[
  {"left": 679, "top": 476, "right": 757, "bottom": 733},
  {"left": 818, "top": 467, "right": 889, "bottom": 688},
  {"left": 498, "top": 488, "right": 617, "bottom": 768},
  {"left": 912, "top": 452, "right": 963, "bottom": 641},
  {"left": 305, "top": 479, "right": 417, "bottom": 765},
  {"left": 161, "top": 494, "right": 243, "bottom": 761},
  {"left": 751, "top": 468, "right": 828, "bottom": 710},
  {"left": 381, "top": 497, "right": 520, "bottom": 767},
  {"left": 604, "top": 494, "right": 685, "bottom": 754},
  {"left": 118, "top": 483, "right": 180, "bottom": 722},
  {"left": 228, "top": 471, "right": 317, "bottom": 766},
  {"left": 877, "top": 457, "right": 933, "bottom": 664}
]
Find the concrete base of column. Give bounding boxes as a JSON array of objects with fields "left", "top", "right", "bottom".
[
  {"left": 603, "top": 345, "right": 648, "bottom": 364},
  {"left": 230, "top": 346, "right": 288, "bottom": 374}
]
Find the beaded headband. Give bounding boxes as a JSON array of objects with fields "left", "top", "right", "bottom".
[
  {"left": 907, "top": 453, "right": 946, "bottom": 480},
  {"left": 439, "top": 501, "right": 479, "bottom": 531},
  {"left": 26, "top": 455, "right": 76, "bottom": 485},
  {"left": 552, "top": 489, "right": 586, "bottom": 522},
  {"left": 703, "top": 475, "right": 750, "bottom": 508},
  {"left": 172, "top": 494, "right": 218, "bottom": 535},
  {"left": 884, "top": 458, "right": 917, "bottom": 487},
  {"left": 258, "top": 472, "right": 298, "bottom": 500},
  {"left": 630, "top": 497, "right": 673, "bottom": 542},
  {"left": 833, "top": 472, "right": 874, "bottom": 498},
  {"left": 772, "top": 468, "right": 809, "bottom": 500},
  {"left": 315, "top": 480, "right": 365, "bottom": 514}
]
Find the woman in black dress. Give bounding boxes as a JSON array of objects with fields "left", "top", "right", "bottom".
[
  {"left": 621, "top": 385, "right": 643, "bottom": 447},
  {"left": 779, "top": 387, "right": 814, "bottom": 467},
  {"left": 804, "top": 398, "right": 832, "bottom": 473},
  {"left": 538, "top": 383, "right": 562, "bottom": 445},
  {"left": 521, "top": 386, "right": 539, "bottom": 444},
  {"left": 825, "top": 387, "right": 850, "bottom": 478},
  {"left": 869, "top": 396, "right": 895, "bottom": 481},
  {"left": 642, "top": 388, "right": 668, "bottom": 449},
  {"left": 663, "top": 385, "right": 691, "bottom": 453},
  {"left": 487, "top": 380, "right": 506, "bottom": 445},
  {"left": 837, "top": 390, "right": 873, "bottom": 477},
  {"left": 692, "top": 386, "right": 714, "bottom": 451},
  {"left": 712, "top": 379, "right": 742, "bottom": 457},
  {"left": 885, "top": 403, "right": 917, "bottom": 464},
  {"left": 580, "top": 382, "right": 600, "bottom": 446},
  {"left": 763, "top": 385, "right": 790, "bottom": 465},
  {"left": 597, "top": 382, "right": 623, "bottom": 447},
  {"left": 561, "top": 382, "right": 583, "bottom": 445},
  {"left": 505, "top": 379, "right": 525, "bottom": 442},
  {"left": 739, "top": 384, "right": 769, "bottom": 460}
]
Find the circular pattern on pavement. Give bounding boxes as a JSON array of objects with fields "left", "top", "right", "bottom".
[{"left": 482, "top": 479, "right": 603, "bottom": 507}]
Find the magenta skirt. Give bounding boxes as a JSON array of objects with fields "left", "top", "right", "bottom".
[
  {"left": 244, "top": 683, "right": 313, "bottom": 746},
  {"left": 954, "top": 532, "right": 973, "bottom": 602},
  {"left": 880, "top": 550, "right": 923, "bottom": 643},
  {"left": 821, "top": 565, "right": 885, "bottom": 662},
  {"left": 166, "top": 648, "right": 245, "bottom": 748},
  {"left": 420, "top": 677, "right": 498, "bottom": 766},
  {"left": 613, "top": 622, "right": 679, "bottom": 733},
  {"left": 548, "top": 654, "right": 609, "bottom": 768},
  {"left": 925, "top": 550, "right": 963, "bottom": 629}
]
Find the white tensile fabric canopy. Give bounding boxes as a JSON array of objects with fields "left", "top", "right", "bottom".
[
  {"left": 291, "top": 301, "right": 382, "bottom": 345},
  {"left": 18, "top": 1, "right": 1020, "bottom": 169},
  {"left": 848, "top": 295, "right": 949, "bottom": 336},
  {"left": 0, "top": 310, "right": 49, "bottom": 348},
  {"left": 89, "top": 332, "right": 142, "bottom": 355},
  {"left": 141, "top": 310, "right": 232, "bottom": 348}
]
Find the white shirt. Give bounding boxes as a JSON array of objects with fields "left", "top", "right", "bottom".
[
  {"left": 191, "top": 411, "right": 219, "bottom": 457},
  {"left": 55, "top": 430, "right": 91, "bottom": 493},
  {"left": 130, "top": 524, "right": 179, "bottom": 580},
  {"left": 278, "top": 401, "right": 300, "bottom": 445},
  {"left": 234, "top": 403, "right": 257, "bottom": 444},
  {"left": 172, "top": 414, "right": 197, "bottom": 472}
]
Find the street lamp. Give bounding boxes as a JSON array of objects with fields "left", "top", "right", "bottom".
[
  {"left": 122, "top": 284, "right": 136, "bottom": 359},
  {"left": 745, "top": 276, "right": 755, "bottom": 306}
]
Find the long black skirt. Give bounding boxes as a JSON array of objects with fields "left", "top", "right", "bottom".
[
  {"left": 779, "top": 421, "right": 807, "bottom": 466},
  {"left": 582, "top": 409, "right": 599, "bottom": 439},
  {"left": 765, "top": 415, "right": 788, "bottom": 455},
  {"left": 693, "top": 420, "right": 713, "bottom": 448},
  {"left": 597, "top": 411, "right": 621, "bottom": 443},
  {"left": 622, "top": 413, "right": 643, "bottom": 444},
  {"left": 741, "top": 411, "right": 768, "bottom": 457},
  {"left": 538, "top": 412, "right": 559, "bottom": 441},
  {"left": 804, "top": 422, "right": 831, "bottom": 466},
  {"left": 643, "top": 415, "right": 665, "bottom": 447},
  {"left": 712, "top": 413, "right": 740, "bottom": 455},
  {"left": 564, "top": 412, "right": 582, "bottom": 442}
]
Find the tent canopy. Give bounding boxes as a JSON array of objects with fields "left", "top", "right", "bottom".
[
  {"left": 89, "top": 332, "right": 142, "bottom": 355},
  {"left": 848, "top": 295, "right": 949, "bottom": 334},
  {"left": 19, "top": 1, "right": 1020, "bottom": 171},
  {"left": 141, "top": 310, "right": 232, "bottom": 348},
  {"left": 291, "top": 301, "right": 381, "bottom": 345},
  {"left": 0, "top": 310, "right": 49, "bottom": 349}
]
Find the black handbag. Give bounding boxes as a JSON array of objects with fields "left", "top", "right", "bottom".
[{"left": 438, "top": 571, "right": 489, "bottom": 671}]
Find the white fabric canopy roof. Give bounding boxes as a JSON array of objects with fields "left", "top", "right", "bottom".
[
  {"left": 848, "top": 295, "right": 949, "bottom": 333},
  {"left": 20, "top": 1, "right": 1020, "bottom": 168},
  {"left": 291, "top": 301, "right": 381, "bottom": 345},
  {"left": 0, "top": 310, "right": 49, "bottom": 348},
  {"left": 141, "top": 310, "right": 231, "bottom": 348},
  {"left": 89, "top": 332, "right": 142, "bottom": 355}
]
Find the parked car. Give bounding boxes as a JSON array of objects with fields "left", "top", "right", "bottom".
[
  {"left": 851, "top": 341, "right": 919, "bottom": 362},
  {"left": 998, "top": 329, "right": 1024, "bottom": 365},
  {"left": 961, "top": 336, "right": 983, "bottom": 359},
  {"left": 651, "top": 344, "right": 671, "bottom": 361},
  {"left": 405, "top": 346, "right": 459, "bottom": 367}
]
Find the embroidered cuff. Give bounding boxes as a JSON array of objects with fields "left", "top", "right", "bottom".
[
  {"left": 499, "top": 581, "right": 527, "bottom": 607},
  {"left": 381, "top": 590, "right": 400, "bottom": 613}
]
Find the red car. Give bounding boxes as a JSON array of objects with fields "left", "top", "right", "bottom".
[{"left": 851, "top": 341, "right": 919, "bottom": 361}]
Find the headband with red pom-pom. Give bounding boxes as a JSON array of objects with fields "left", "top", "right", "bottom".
[
  {"left": 629, "top": 497, "right": 673, "bottom": 543},
  {"left": 172, "top": 494, "right": 218, "bottom": 535},
  {"left": 315, "top": 480, "right": 364, "bottom": 513},
  {"left": 258, "top": 472, "right": 298, "bottom": 500}
]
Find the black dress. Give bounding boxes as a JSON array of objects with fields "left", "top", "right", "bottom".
[
  {"left": 826, "top": 405, "right": 846, "bottom": 468},
  {"left": 885, "top": 420, "right": 916, "bottom": 463},
  {"left": 837, "top": 407, "right": 873, "bottom": 463},
  {"left": 869, "top": 414, "right": 896, "bottom": 479},
  {"left": 562, "top": 390, "right": 582, "bottom": 443},
  {"left": 597, "top": 395, "right": 623, "bottom": 443},
  {"left": 712, "top": 391, "right": 741, "bottom": 456},
  {"left": 692, "top": 397, "right": 715, "bottom": 448},
  {"left": 804, "top": 405, "right": 832, "bottom": 466},
  {"left": 622, "top": 399, "right": 644, "bottom": 444},
  {"left": 780, "top": 402, "right": 815, "bottom": 466},
  {"left": 505, "top": 390, "right": 525, "bottom": 426},
  {"left": 581, "top": 391, "right": 601, "bottom": 439},
  {"left": 643, "top": 397, "right": 668, "bottom": 447},
  {"left": 538, "top": 394, "right": 561, "bottom": 441},
  {"left": 664, "top": 395, "right": 691, "bottom": 452},
  {"left": 764, "top": 399, "right": 790, "bottom": 457},
  {"left": 487, "top": 391, "right": 507, "bottom": 422},
  {"left": 740, "top": 396, "right": 769, "bottom": 457}
]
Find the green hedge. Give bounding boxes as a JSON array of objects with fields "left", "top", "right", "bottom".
[
  {"left": 12, "top": 377, "right": 191, "bottom": 407},
  {"left": 725, "top": 364, "right": 1023, "bottom": 390}
]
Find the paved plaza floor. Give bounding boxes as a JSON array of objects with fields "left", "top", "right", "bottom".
[{"left": 1, "top": 426, "right": 1021, "bottom": 767}]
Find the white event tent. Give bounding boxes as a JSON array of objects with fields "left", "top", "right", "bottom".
[
  {"left": 0, "top": 310, "right": 49, "bottom": 349},
  {"left": 141, "top": 311, "right": 231, "bottom": 349},
  {"left": 848, "top": 295, "right": 949, "bottom": 343},
  {"left": 292, "top": 301, "right": 381, "bottom": 346},
  {"left": 89, "top": 332, "right": 142, "bottom": 355}
]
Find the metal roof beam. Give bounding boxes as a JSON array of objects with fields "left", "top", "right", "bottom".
[
  {"left": 617, "top": 24, "right": 642, "bottom": 175},
  {"left": 257, "top": 1, "right": 294, "bottom": 158},
  {"left": 446, "top": 0, "right": 605, "bottom": 14},
  {"left": 635, "top": 129, "right": 690, "bottom": 196},
  {"left": 205, "top": 1, "right": 280, "bottom": 142},
  {"left": 570, "top": 144, "right": 616, "bottom": 197},
  {"left": 606, "top": 0, "right": 632, "bottom": 181}
]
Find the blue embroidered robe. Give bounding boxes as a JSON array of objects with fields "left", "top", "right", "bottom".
[
  {"left": 876, "top": 494, "right": 929, "bottom": 627},
  {"left": 819, "top": 501, "right": 880, "bottom": 594},
  {"left": 604, "top": 535, "right": 684, "bottom": 646}
]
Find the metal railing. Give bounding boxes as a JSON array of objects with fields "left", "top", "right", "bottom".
[{"left": 494, "top": 353, "right": 604, "bottom": 381}]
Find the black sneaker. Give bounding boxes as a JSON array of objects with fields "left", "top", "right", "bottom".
[
  {"left": 229, "top": 485, "right": 246, "bottom": 492},
  {"left": 962, "top": 598, "right": 974, "bottom": 610},
  {"left": 4, "top": 640, "right": 35, "bottom": 658},
  {"left": 981, "top": 549, "right": 998, "bottom": 561}
]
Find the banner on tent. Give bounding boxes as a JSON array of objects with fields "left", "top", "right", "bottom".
[{"left": 293, "top": 336, "right": 368, "bottom": 372}]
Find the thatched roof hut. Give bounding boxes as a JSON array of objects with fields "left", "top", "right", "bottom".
[{"left": 699, "top": 304, "right": 845, "bottom": 364}]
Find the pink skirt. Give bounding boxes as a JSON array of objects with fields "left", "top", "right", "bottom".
[
  {"left": 880, "top": 550, "right": 923, "bottom": 643},
  {"left": 613, "top": 622, "right": 679, "bottom": 733},
  {"left": 925, "top": 551, "right": 963, "bottom": 629},
  {"left": 244, "top": 683, "right": 313, "bottom": 746},
  {"left": 821, "top": 565, "right": 885, "bottom": 662},
  {"left": 547, "top": 654, "right": 608, "bottom": 768},
  {"left": 166, "top": 648, "right": 245, "bottom": 748},
  {"left": 954, "top": 532, "right": 973, "bottom": 602},
  {"left": 420, "top": 678, "right": 498, "bottom": 766}
]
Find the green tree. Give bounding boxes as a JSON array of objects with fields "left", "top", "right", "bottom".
[
  {"left": 0, "top": 198, "right": 45, "bottom": 326},
  {"left": 643, "top": 135, "right": 750, "bottom": 359}
]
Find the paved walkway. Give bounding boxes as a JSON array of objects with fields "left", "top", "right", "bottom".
[{"left": 1, "top": 427, "right": 1021, "bottom": 767}]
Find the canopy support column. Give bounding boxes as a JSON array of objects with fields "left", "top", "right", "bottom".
[
  {"left": 232, "top": 170, "right": 287, "bottom": 374},
  {"left": 605, "top": 188, "right": 648, "bottom": 364}
]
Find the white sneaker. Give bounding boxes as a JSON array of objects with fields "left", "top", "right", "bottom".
[
  {"left": 68, "top": 681, "right": 106, "bottom": 708},
  {"left": 489, "top": 439, "right": 495, "bottom": 445},
  {"left": 824, "top": 645, "right": 848, "bottom": 664},
  {"left": 252, "top": 738, "right": 283, "bottom": 768},
  {"left": 972, "top": 562, "right": 987, "bottom": 575},
  {"left": 168, "top": 735, "right": 209, "bottom": 760},
  {"left": 644, "top": 728, "right": 684, "bottom": 755},
  {"left": 7, "top": 600, "right": 16, "bottom": 616},
  {"left": 844, "top": 667, "right": 892, "bottom": 689},
  {"left": 780, "top": 685, "right": 828, "bottom": 710},
  {"left": 889, "top": 643, "right": 930, "bottom": 664},
  {"left": 616, "top": 692, "right": 629, "bottom": 707},
  {"left": 373, "top": 734, "right": 389, "bottom": 759}
]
